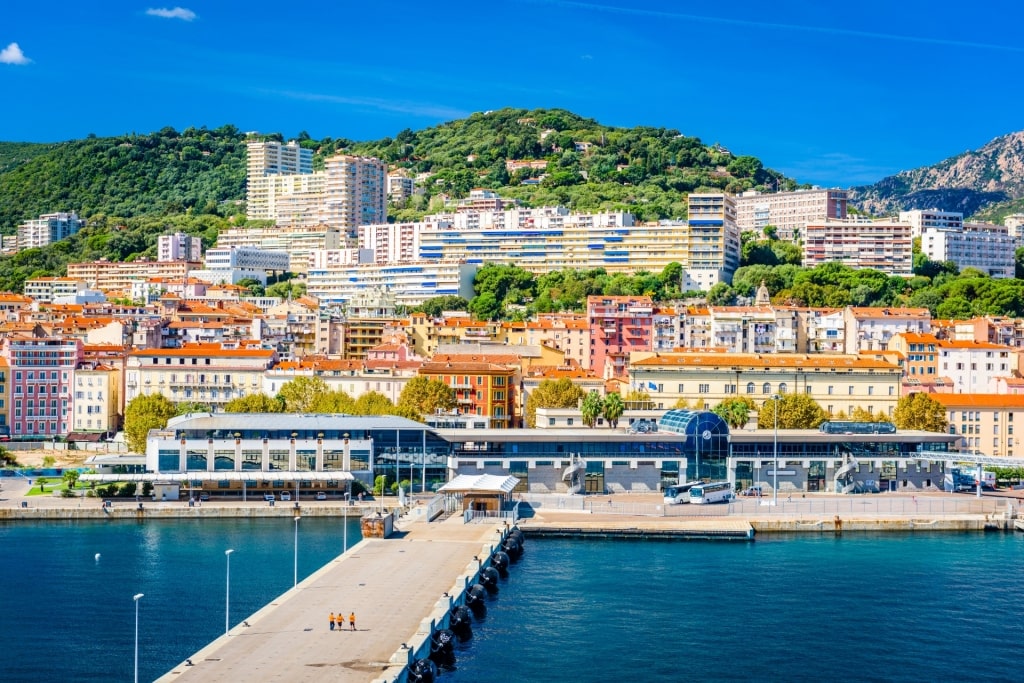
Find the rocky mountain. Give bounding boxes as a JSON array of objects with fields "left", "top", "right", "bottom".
[{"left": 850, "top": 131, "right": 1024, "bottom": 219}]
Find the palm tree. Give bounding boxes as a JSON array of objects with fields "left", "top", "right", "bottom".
[
  {"left": 580, "top": 391, "right": 604, "bottom": 428},
  {"left": 602, "top": 393, "right": 625, "bottom": 429}
]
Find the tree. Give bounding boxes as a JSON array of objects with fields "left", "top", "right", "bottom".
[
  {"left": 524, "top": 378, "right": 585, "bottom": 428},
  {"left": 63, "top": 468, "right": 81, "bottom": 491},
  {"left": 124, "top": 393, "right": 177, "bottom": 453},
  {"left": 276, "top": 376, "right": 330, "bottom": 412},
  {"left": 602, "top": 392, "right": 625, "bottom": 429},
  {"left": 580, "top": 391, "right": 604, "bottom": 428},
  {"left": 353, "top": 391, "right": 395, "bottom": 415},
  {"left": 756, "top": 394, "right": 828, "bottom": 430},
  {"left": 622, "top": 390, "right": 653, "bottom": 409},
  {"left": 398, "top": 377, "right": 456, "bottom": 417},
  {"left": 849, "top": 406, "right": 879, "bottom": 422},
  {"left": 706, "top": 282, "right": 735, "bottom": 306},
  {"left": 174, "top": 401, "right": 212, "bottom": 416},
  {"left": 712, "top": 397, "right": 756, "bottom": 429},
  {"left": 468, "top": 291, "right": 501, "bottom": 320},
  {"left": 893, "top": 393, "right": 948, "bottom": 432},
  {"left": 223, "top": 393, "right": 284, "bottom": 413},
  {"left": 310, "top": 390, "right": 356, "bottom": 414}
]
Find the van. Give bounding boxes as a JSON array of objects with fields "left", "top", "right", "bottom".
[
  {"left": 280, "top": 491, "right": 291, "bottom": 501},
  {"left": 741, "top": 485, "right": 763, "bottom": 497},
  {"left": 263, "top": 493, "right": 276, "bottom": 502}
]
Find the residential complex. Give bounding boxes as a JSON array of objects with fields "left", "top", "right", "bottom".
[
  {"left": 215, "top": 224, "right": 344, "bottom": 274},
  {"left": 899, "top": 209, "right": 963, "bottom": 238},
  {"left": 306, "top": 259, "right": 478, "bottom": 308},
  {"left": 734, "top": 188, "right": 847, "bottom": 241},
  {"left": 245, "top": 140, "right": 314, "bottom": 221},
  {"left": 158, "top": 233, "right": 203, "bottom": 262},
  {"left": 921, "top": 223, "right": 1017, "bottom": 278},
  {"left": 0, "top": 336, "right": 81, "bottom": 438},
  {"left": 17, "top": 212, "right": 83, "bottom": 251},
  {"left": 189, "top": 246, "right": 291, "bottom": 286},
  {"left": 803, "top": 218, "right": 913, "bottom": 276}
]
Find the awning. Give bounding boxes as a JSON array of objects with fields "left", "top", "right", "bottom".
[
  {"left": 80, "top": 471, "right": 354, "bottom": 483},
  {"left": 437, "top": 474, "right": 519, "bottom": 494},
  {"left": 67, "top": 432, "right": 105, "bottom": 442}
]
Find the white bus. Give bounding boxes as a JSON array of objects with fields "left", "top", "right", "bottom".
[
  {"left": 689, "top": 481, "right": 734, "bottom": 505},
  {"left": 663, "top": 481, "right": 702, "bottom": 505}
]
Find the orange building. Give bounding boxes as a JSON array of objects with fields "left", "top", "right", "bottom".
[{"left": 417, "top": 357, "right": 517, "bottom": 428}]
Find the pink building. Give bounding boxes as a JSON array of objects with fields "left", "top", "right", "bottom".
[
  {"left": 587, "top": 295, "right": 654, "bottom": 379},
  {"left": 1, "top": 335, "right": 83, "bottom": 438}
]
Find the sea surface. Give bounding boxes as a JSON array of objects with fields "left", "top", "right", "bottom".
[
  {"left": 0, "top": 517, "right": 360, "bottom": 683},
  {"left": 2, "top": 524, "right": 1024, "bottom": 682}
]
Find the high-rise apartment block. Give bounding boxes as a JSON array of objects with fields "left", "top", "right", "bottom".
[
  {"left": 803, "top": 219, "right": 913, "bottom": 276},
  {"left": 158, "top": 232, "right": 203, "bottom": 262},
  {"left": 0, "top": 335, "right": 82, "bottom": 438},
  {"left": 733, "top": 189, "right": 847, "bottom": 241},
  {"left": 245, "top": 142, "right": 386, "bottom": 235},
  {"left": 922, "top": 223, "right": 1017, "bottom": 278},
  {"left": 898, "top": 209, "right": 963, "bottom": 238},
  {"left": 685, "top": 193, "right": 741, "bottom": 291},
  {"left": 17, "top": 212, "right": 83, "bottom": 250},
  {"left": 246, "top": 140, "right": 314, "bottom": 221}
]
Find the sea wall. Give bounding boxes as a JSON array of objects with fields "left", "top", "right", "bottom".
[{"left": 0, "top": 504, "right": 377, "bottom": 521}]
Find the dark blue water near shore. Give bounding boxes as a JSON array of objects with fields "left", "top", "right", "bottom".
[
  {"left": 0, "top": 518, "right": 359, "bottom": 682},
  {"left": 447, "top": 533, "right": 1024, "bottom": 683}
]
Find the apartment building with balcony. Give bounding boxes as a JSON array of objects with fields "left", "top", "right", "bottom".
[
  {"left": 0, "top": 335, "right": 81, "bottom": 438},
  {"left": 17, "top": 212, "right": 84, "bottom": 250},
  {"left": 803, "top": 219, "right": 913, "bottom": 276},
  {"left": 802, "top": 308, "right": 846, "bottom": 353},
  {"left": 416, "top": 358, "right": 517, "bottom": 428},
  {"left": 158, "top": 233, "right": 203, "bottom": 262},
  {"left": 685, "top": 193, "right": 742, "bottom": 290},
  {"left": 67, "top": 259, "right": 202, "bottom": 293},
  {"left": 844, "top": 307, "right": 931, "bottom": 353},
  {"left": 323, "top": 154, "right": 387, "bottom": 236},
  {"left": 734, "top": 188, "right": 847, "bottom": 241},
  {"left": 125, "top": 346, "right": 278, "bottom": 410},
  {"left": 23, "top": 277, "right": 88, "bottom": 304},
  {"left": 216, "top": 224, "right": 344, "bottom": 274},
  {"left": 0, "top": 357, "right": 8, "bottom": 437},
  {"left": 628, "top": 352, "right": 902, "bottom": 417},
  {"left": 921, "top": 223, "right": 1017, "bottom": 278},
  {"left": 190, "top": 246, "right": 291, "bottom": 286},
  {"left": 246, "top": 140, "right": 314, "bottom": 221},
  {"left": 306, "top": 258, "right": 477, "bottom": 309},
  {"left": 588, "top": 295, "right": 654, "bottom": 379},
  {"left": 937, "top": 340, "right": 1016, "bottom": 394},
  {"left": 70, "top": 362, "right": 120, "bottom": 436},
  {"left": 898, "top": 209, "right": 963, "bottom": 238}
]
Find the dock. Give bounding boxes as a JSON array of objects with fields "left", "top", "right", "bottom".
[
  {"left": 520, "top": 517, "right": 754, "bottom": 540},
  {"left": 157, "top": 515, "right": 508, "bottom": 683}
]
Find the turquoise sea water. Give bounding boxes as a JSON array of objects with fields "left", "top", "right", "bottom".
[
  {"left": 2, "top": 524, "right": 1024, "bottom": 682},
  {"left": 0, "top": 518, "right": 359, "bottom": 682},
  {"left": 446, "top": 532, "right": 1024, "bottom": 682}
]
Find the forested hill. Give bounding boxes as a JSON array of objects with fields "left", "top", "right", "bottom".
[
  {"left": 0, "top": 108, "right": 793, "bottom": 233},
  {"left": 0, "top": 125, "right": 248, "bottom": 232}
]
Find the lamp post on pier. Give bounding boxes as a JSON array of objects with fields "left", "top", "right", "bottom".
[
  {"left": 133, "top": 593, "right": 144, "bottom": 683},
  {"left": 224, "top": 549, "right": 234, "bottom": 635},
  {"left": 773, "top": 394, "right": 781, "bottom": 506}
]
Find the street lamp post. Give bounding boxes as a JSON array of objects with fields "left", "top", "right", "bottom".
[
  {"left": 772, "top": 394, "right": 780, "bottom": 506},
  {"left": 293, "top": 515, "right": 301, "bottom": 587},
  {"left": 224, "top": 549, "right": 234, "bottom": 635},
  {"left": 133, "top": 593, "right": 144, "bottom": 683}
]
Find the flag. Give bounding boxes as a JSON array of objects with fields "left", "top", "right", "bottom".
[{"left": 647, "top": 381, "right": 658, "bottom": 391}]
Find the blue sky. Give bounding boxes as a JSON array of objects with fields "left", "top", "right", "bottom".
[{"left": 2, "top": 1, "right": 1023, "bottom": 187}]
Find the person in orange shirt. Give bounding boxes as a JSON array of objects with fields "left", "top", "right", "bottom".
[
  {"left": 349, "top": 612, "right": 356, "bottom": 631},
  {"left": 329, "top": 612, "right": 336, "bottom": 631}
]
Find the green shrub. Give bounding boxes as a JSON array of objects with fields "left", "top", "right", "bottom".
[{"left": 120, "top": 482, "right": 137, "bottom": 497}]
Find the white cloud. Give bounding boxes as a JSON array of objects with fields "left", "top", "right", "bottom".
[
  {"left": 0, "top": 42, "right": 31, "bottom": 65},
  {"left": 146, "top": 7, "right": 197, "bottom": 21}
]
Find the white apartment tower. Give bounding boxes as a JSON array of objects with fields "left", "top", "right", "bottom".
[
  {"left": 733, "top": 189, "right": 847, "bottom": 241},
  {"left": 158, "top": 232, "right": 202, "bottom": 262},
  {"left": 17, "top": 212, "right": 83, "bottom": 250},
  {"left": 922, "top": 223, "right": 1017, "bottom": 278},
  {"left": 685, "top": 193, "right": 742, "bottom": 290},
  {"left": 803, "top": 219, "right": 913, "bottom": 276},
  {"left": 246, "top": 140, "right": 314, "bottom": 221},
  {"left": 898, "top": 209, "right": 963, "bottom": 239}
]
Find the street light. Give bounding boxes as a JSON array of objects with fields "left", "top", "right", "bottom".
[
  {"left": 293, "top": 515, "right": 301, "bottom": 587},
  {"left": 133, "top": 593, "right": 144, "bottom": 683},
  {"left": 772, "top": 394, "right": 780, "bottom": 506},
  {"left": 224, "top": 549, "right": 234, "bottom": 636}
]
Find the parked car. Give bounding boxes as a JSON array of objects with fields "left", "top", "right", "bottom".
[
  {"left": 740, "top": 485, "right": 763, "bottom": 497},
  {"left": 280, "top": 491, "right": 291, "bottom": 501},
  {"left": 263, "top": 493, "right": 276, "bottom": 502},
  {"left": 198, "top": 492, "right": 210, "bottom": 502},
  {"left": 315, "top": 491, "right": 327, "bottom": 501}
]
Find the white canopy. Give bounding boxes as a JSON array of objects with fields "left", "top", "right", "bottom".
[
  {"left": 80, "top": 471, "right": 354, "bottom": 483},
  {"left": 437, "top": 474, "right": 519, "bottom": 494}
]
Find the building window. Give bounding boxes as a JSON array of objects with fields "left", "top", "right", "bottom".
[
  {"left": 778, "top": 383, "right": 788, "bottom": 394},
  {"left": 848, "top": 386, "right": 854, "bottom": 395},
  {"left": 762, "top": 382, "right": 771, "bottom": 394},
  {"left": 746, "top": 382, "right": 755, "bottom": 394},
  {"left": 868, "top": 386, "right": 874, "bottom": 396}
]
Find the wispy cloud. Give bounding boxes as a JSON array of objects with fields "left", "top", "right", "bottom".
[
  {"left": 146, "top": 7, "right": 197, "bottom": 21},
  {"left": 0, "top": 42, "right": 31, "bottom": 65},
  {"left": 529, "top": 1, "right": 1024, "bottom": 53},
  {"left": 258, "top": 88, "right": 472, "bottom": 120}
]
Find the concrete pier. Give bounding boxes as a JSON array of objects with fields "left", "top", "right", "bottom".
[{"left": 156, "top": 515, "right": 507, "bottom": 683}]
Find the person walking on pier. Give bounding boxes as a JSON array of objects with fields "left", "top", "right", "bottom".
[
  {"left": 329, "top": 612, "right": 336, "bottom": 631},
  {"left": 349, "top": 612, "right": 356, "bottom": 631}
]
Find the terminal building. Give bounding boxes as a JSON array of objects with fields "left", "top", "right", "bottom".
[{"left": 128, "top": 412, "right": 962, "bottom": 499}]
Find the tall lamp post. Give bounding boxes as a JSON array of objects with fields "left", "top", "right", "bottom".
[
  {"left": 293, "top": 515, "right": 301, "bottom": 587},
  {"left": 224, "top": 549, "right": 234, "bottom": 635},
  {"left": 133, "top": 593, "right": 144, "bottom": 683},
  {"left": 772, "top": 394, "right": 780, "bottom": 506}
]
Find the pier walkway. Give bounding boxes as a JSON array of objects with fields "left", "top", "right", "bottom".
[{"left": 156, "top": 515, "right": 506, "bottom": 683}]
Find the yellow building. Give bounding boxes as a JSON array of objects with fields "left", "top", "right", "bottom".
[
  {"left": 628, "top": 352, "right": 902, "bottom": 417},
  {"left": 929, "top": 393, "right": 1024, "bottom": 458},
  {"left": 71, "top": 363, "right": 121, "bottom": 436}
]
